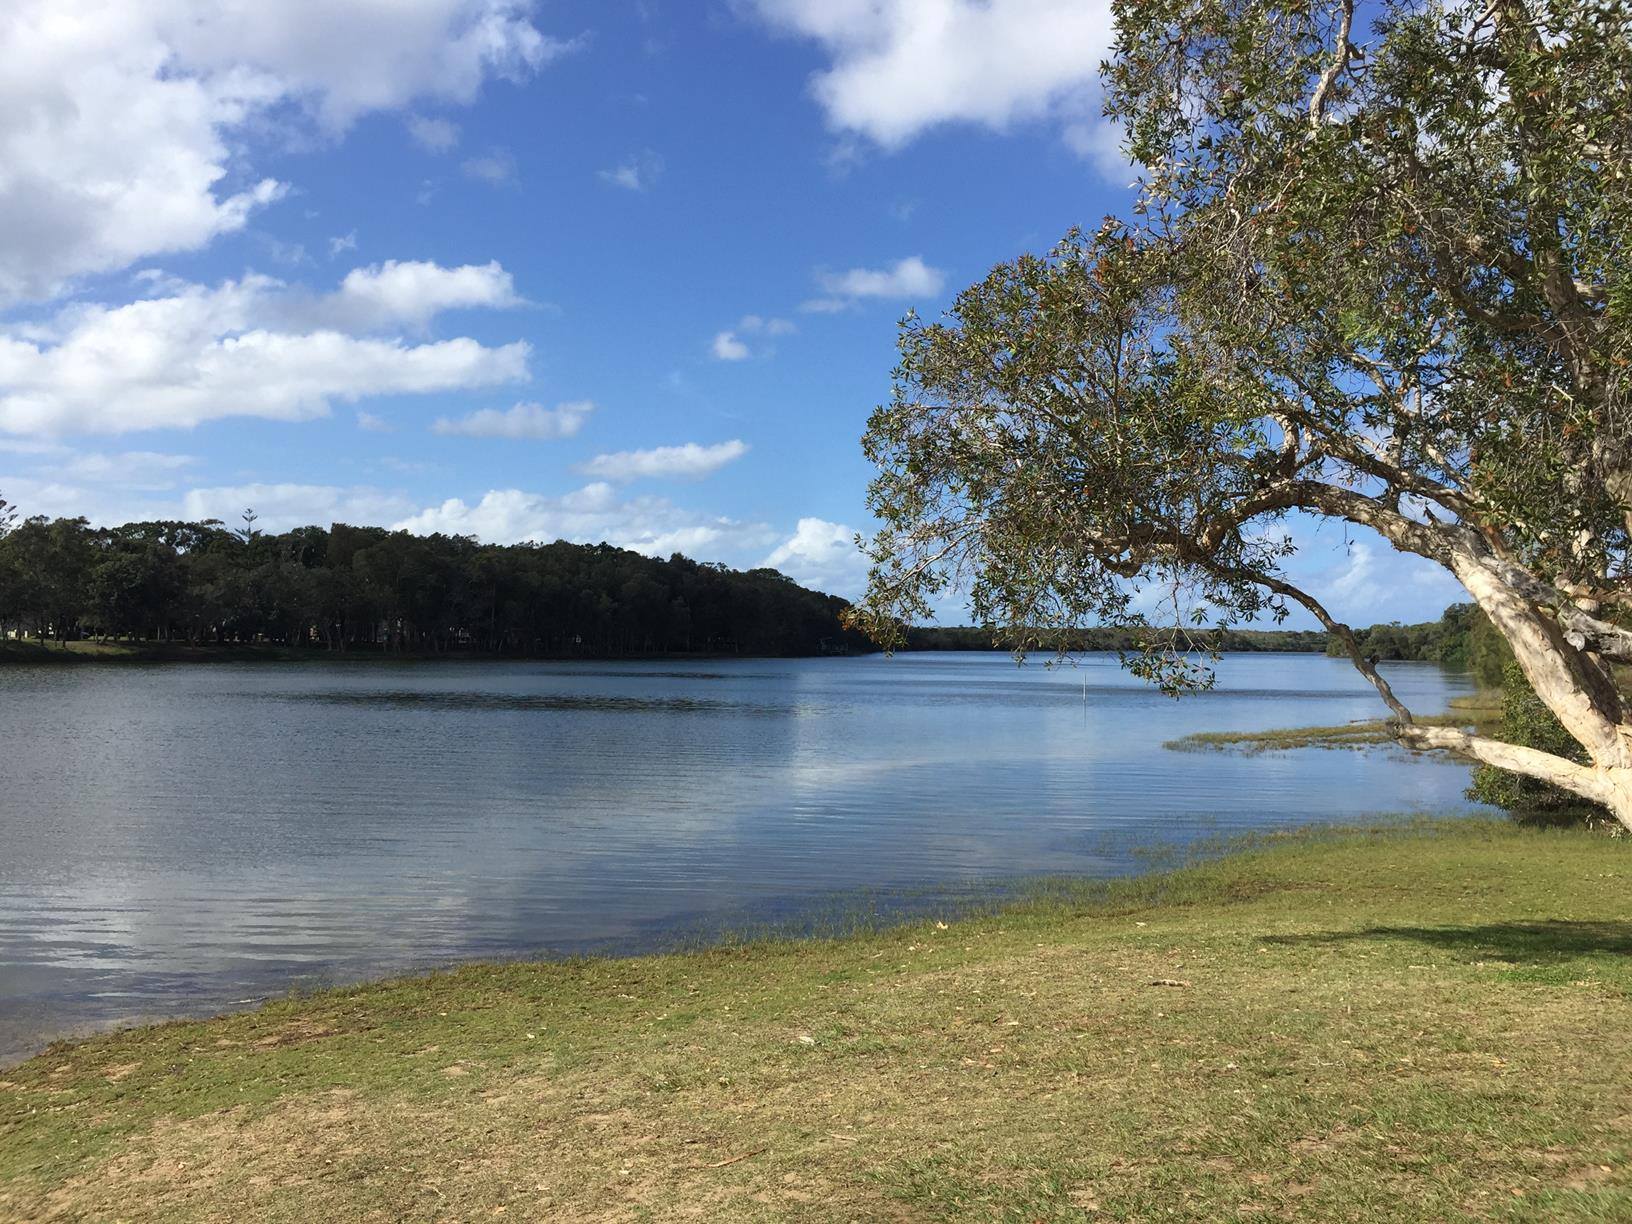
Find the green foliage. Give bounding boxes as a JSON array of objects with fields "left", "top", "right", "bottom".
[
  {"left": 1470, "top": 661, "right": 1609, "bottom": 822},
  {"left": 1323, "top": 608, "right": 1458, "bottom": 664},
  {"left": 0, "top": 516, "right": 869, "bottom": 658},
  {"left": 1316, "top": 603, "right": 1515, "bottom": 680},
  {"left": 1464, "top": 607, "right": 1516, "bottom": 690},
  {"left": 853, "top": 0, "right": 1630, "bottom": 724}
]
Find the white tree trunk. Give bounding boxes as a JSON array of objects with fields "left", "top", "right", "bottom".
[
  {"left": 1448, "top": 549, "right": 1630, "bottom": 768},
  {"left": 1397, "top": 723, "right": 1632, "bottom": 831},
  {"left": 1374, "top": 544, "right": 1632, "bottom": 833}
]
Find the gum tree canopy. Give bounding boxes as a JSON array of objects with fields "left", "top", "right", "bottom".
[{"left": 852, "top": 1, "right": 1632, "bottom": 826}]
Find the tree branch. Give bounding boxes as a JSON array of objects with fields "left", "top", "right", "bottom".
[
  {"left": 1250, "top": 569, "right": 1415, "bottom": 722},
  {"left": 1396, "top": 723, "right": 1621, "bottom": 812},
  {"left": 1309, "top": 0, "right": 1357, "bottom": 126}
]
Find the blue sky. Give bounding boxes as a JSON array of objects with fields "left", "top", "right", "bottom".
[{"left": 0, "top": 0, "right": 1464, "bottom": 626}]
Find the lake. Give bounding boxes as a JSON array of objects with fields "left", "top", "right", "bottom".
[{"left": 0, "top": 650, "right": 1486, "bottom": 1062}]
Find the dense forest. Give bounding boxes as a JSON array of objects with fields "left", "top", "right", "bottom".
[
  {"left": 0, "top": 511, "right": 871, "bottom": 657},
  {"left": 0, "top": 497, "right": 1506, "bottom": 669},
  {"left": 1328, "top": 602, "right": 1511, "bottom": 688}
]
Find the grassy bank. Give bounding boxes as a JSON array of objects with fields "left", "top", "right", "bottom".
[
  {"left": 3, "top": 819, "right": 1630, "bottom": 1221},
  {"left": 1164, "top": 693, "right": 1502, "bottom": 754}
]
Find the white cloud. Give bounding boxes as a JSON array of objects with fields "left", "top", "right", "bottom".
[
  {"left": 407, "top": 115, "right": 461, "bottom": 152},
  {"left": 1063, "top": 116, "right": 1137, "bottom": 184},
  {"left": 741, "top": 314, "right": 797, "bottom": 337},
  {"left": 160, "top": 3, "right": 574, "bottom": 130},
  {"left": 0, "top": 0, "right": 576, "bottom": 305},
  {"left": 744, "top": 0, "right": 1113, "bottom": 154},
  {"left": 328, "top": 231, "right": 357, "bottom": 258},
  {"left": 8, "top": 449, "right": 200, "bottom": 496},
  {"left": 0, "top": 474, "right": 126, "bottom": 524},
  {"left": 598, "top": 150, "right": 665, "bottom": 192},
  {"left": 1325, "top": 540, "right": 1381, "bottom": 606},
  {"left": 0, "top": 456, "right": 801, "bottom": 575},
  {"left": 0, "top": 439, "right": 68, "bottom": 457},
  {"left": 816, "top": 255, "right": 944, "bottom": 301},
  {"left": 579, "top": 440, "right": 750, "bottom": 483},
  {"left": 432, "top": 400, "right": 594, "bottom": 440},
  {"left": 394, "top": 482, "right": 777, "bottom": 557},
  {"left": 711, "top": 314, "right": 797, "bottom": 361},
  {"left": 180, "top": 482, "right": 419, "bottom": 531},
  {"left": 462, "top": 148, "right": 518, "bottom": 184},
  {"left": 0, "top": 269, "right": 530, "bottom": 436},
  {"left": 261, "top": 236, "right": 312, "bottom": 267},
  {"left": 711, "top": 331, "right": 751, "bottom": 361},
  {"left": 1277, "top": 516, "right": 1469, "bottom": 628},
  {"left": 60, "top": 450, "right": 195, "bottom": 486},
  {"left": 0, "top": 470, "right": 415, "bottom": 532},
  {"left": 331, "top": 259, "right": 521, "bottom": 330},
  {"left": 760, "top": 516, "right": 867, "bottom": 595},
  {"left": 356, "top": 411, "right": 391, "bottom": 432},
  {"left": 800, "top": 297, "right": 853, "bottom": 315}
]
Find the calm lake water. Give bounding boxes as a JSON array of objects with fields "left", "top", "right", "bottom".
[{"left": 0, "top": 651, "right": 1485, "bottom": 1062}]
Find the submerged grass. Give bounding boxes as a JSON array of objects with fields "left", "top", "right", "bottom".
[
  {"left": 3, "top": 818, "right": 1630, "bottom": 1222},
  {"left": 1164, "top": 693, "right": 1502, "bottom": 754}
]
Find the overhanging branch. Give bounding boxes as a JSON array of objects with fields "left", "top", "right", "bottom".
[
  {"left": 1397, "top": 723, "right": 1615, "bottom": 807},
  {"left": 1202, "top": 560, "right": 1415, "bottom": 723}
]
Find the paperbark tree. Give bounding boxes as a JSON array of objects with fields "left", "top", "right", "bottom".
[{"left": 851, "top": 0, "right": 1632, "bottom": 827}]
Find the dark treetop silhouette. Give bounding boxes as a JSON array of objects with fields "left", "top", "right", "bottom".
[{"left": 0, "top": 512, "right": 869, "bottom": 658}]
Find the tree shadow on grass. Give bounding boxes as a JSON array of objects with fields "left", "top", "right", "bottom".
[{"left": 1263, "top": 921, "right": 1632, "bottom": 964}]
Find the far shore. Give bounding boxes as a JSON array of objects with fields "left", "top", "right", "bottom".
[
  {"left": 0, "top": 636, "right": 1415, "bottom": 666},
  {"left": 0, "top": 639, "right": 873, "bottom": 666}
]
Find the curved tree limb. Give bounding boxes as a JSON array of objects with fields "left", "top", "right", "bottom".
[
  {"left": 1397, "top": 724, "right": 1629, "bottom": 828},
  {"left": 1204, "top": 561, "right": 1415, "bottom": 722}
]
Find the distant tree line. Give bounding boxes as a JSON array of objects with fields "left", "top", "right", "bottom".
[
  {"left": 901, "top": 624, "right": 1330, "bottom": 654},
  {"left": 905, "top": 603, "right": 1511, "bottom": 682},
  {"left": 0, "top": 493, "right": 1520, "bottom": 675},
  {"left": 1326, "top": 603, "right": 1512, "bottom": 688},
  {"left": 0, "top": 511, "right": 871, "bottom": 658}
]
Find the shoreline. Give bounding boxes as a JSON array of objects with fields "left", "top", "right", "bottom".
[
  {"left": 5, "top": 818, "right": 1629, "bottom": 1219},
  {"left": 0, "top": 640, "right": 1461, "bottom": 667},
  {"left": 1, "top": 658, "right": 1489, "bottom": 1066},
  {"left": 0, "top": 641, "right": 876, "bottom": 666},
  {"left": 0, "top": 823, "right": 1379, "bottom": 1070}
]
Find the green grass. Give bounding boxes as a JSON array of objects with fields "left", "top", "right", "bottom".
[
  {"left": 1165, "top": 694, "right": 1502, "bottom": 754},
  {"left": 3, "top": 818, "right": 1630, "bottom": 1221}
]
